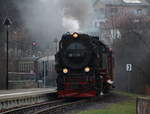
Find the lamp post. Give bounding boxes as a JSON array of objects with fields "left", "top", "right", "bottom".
[{"left": 3, "top": 17, "right": 12, "bottom": 89}]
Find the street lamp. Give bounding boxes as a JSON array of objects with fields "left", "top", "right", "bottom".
[{"left": 3, "top": 17, "right": 12, "bottom": 89}]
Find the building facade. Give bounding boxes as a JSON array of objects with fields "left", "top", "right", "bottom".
[{"left": 92, "top": 0, "right": 150, "bottom": 45}]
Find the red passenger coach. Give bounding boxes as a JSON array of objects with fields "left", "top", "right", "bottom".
[{"left": 55, "top": 32, "right": 114, "bottom": 98}]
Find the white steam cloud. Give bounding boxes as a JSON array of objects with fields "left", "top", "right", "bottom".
[
  {"left": 14, "top": 0, "right": 95, "bottom": 48},
  {"left": 61, "top": 0, "right": 95, "bottom": 32},
  {"left": 63, "top": 16, "right": 80, "bottom": 32},
  {"left": 14, "top": 0, "right": 64, "bottom": 45}
]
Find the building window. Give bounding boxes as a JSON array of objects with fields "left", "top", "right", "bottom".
[
  {"left": 137, "top": 9, "right": 142, "bottom": 15},
  {"left": 134, "top": 9, "right": 143, "bottom": 15},
  {"left": 110, "top": 8, "right": 118, "bottom": 15}
]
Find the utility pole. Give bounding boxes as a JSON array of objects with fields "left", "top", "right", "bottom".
[{"left": 53, "top": 38, "right": 58, "bottom": 53}]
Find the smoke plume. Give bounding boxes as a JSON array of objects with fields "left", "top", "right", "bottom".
[
  {"left": 13, "top": 0, "right": 95, "bottom": 49},
  {"left": 61, "top": 0, "right": 95, "bottom": 32}
]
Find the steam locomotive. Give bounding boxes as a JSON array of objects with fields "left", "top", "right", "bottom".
[{"left": 55, "top": 32, "right": 114, "bottom": 97}]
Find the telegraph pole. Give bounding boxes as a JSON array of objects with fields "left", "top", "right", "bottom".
[{"left": 53, "top": 38, "right": 58, "bottom": 52}]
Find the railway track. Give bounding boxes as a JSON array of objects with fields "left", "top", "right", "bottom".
[
  {"left": 2, "top": 99, "right": 65, "bottom": 114},
  {"left": 33, "top": 93, "right": 113, "bottom": 114},
  {"left": 33, "top": 99, "right": 89, "bottom": 114},
  {"left": 34, "top": 94, "right": 111, "bottom": 114},
  {"left": 2, "top": 93, "right": 112, "bottom": 114}
]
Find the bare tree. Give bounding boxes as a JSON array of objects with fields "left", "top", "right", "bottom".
[{"left": 111, "top": 13, "right": 150, "bottom": 94}]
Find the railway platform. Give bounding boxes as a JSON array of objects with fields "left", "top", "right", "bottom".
[{"left": 0, "top": 88, "right": 57, "bottom": 112}]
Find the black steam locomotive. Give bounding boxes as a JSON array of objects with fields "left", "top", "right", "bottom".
[{"left": 55, "top": 32, "right": 114, "bottom": 97}]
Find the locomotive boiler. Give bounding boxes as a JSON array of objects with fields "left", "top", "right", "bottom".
[{"left": 55, "top": 32, "right": 114, "bottom": 97}]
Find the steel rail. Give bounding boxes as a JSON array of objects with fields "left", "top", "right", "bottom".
[
  {"left": 33, "top": 94, "right": 111, "bottom": 114},
  {"left": 3, "top": 92, "right": 112, "bottom": 114},
  {"left": 2, "top": 99, "right": 65, "bottom": 114},
  {"left": 33, "top": 99, "right": 89, "bottom": 114}
]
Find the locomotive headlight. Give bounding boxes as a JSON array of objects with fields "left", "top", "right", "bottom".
[
  {"left": 84, "top": 67, "right": 90, "bottom": 72},
  {"left": 72, "top": 33, "right": 78, "bottom": 38},
  {"left": 63, "top": 68, "right": 68, "bottom": 74}
]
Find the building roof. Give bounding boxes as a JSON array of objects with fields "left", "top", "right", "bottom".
[
  {"left": 94, "top": 0, "right": 149, "bottom": 6},
  {"left": 123, "top": 0, "right": 142, "bottom": 3},
  {"left": 122, "top": 0, "right": 149, "bottom": 6},
  {"left": 94, "top": 0, "right": 123, "bottom": 5}
]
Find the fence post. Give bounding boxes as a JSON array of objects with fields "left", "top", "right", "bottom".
[{"left": 136, "top": 97, "right": 150, "bottom": 114}]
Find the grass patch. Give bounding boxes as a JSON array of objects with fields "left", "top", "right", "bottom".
[
  {"left": 113, "top": 91, "right": 143, "bottom": 98},
  {"left": 78, "top": 91, "right": 145, "bottom": 114},
  {"left": 78, "top": 100, "right": 136, "bottom": 114}
]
